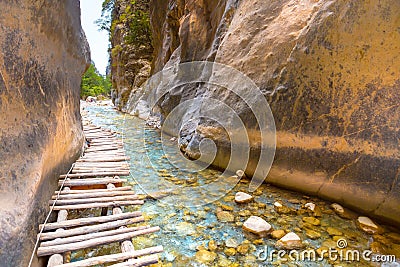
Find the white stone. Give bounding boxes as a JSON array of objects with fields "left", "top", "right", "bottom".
[
  {"left": 331, "top": 203, "right": 344, "bottom": 213},
  {"left": 305, "top": 202, "right": 316, "bottom": 211},
  {"left": 236, "top": 169, "right": 246, "bottom": 178},
  {"left": 235, "top": 192, "right": 253, "bottom": 203},
  {"left": 242, "top": 216, "right": 272, "bottom": 237},
  {"left": 357, "top": 216, "right": 379, "bottom": 234},
  {"left": 225, "top": 238, "right": 239, "bottom": 248},
  {"left": 274, "top": 202, "right": 283, "bottom": 207},
  {"left": 275, "top": 232, "right": 304, "bottom": 250}
]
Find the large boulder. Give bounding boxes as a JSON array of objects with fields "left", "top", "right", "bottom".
[
  {"left": 0, "top": 1, "right": 90, "bottom": 266},
  {"left": 145, "top": 0, "right": 400, "bottom": 225}
]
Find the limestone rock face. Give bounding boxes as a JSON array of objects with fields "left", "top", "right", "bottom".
[
  {"left": 140, "top": 0, "right": 400, "bottom": 225},
  {"left": 109, "top": 0, "right": 153, "bottom": 113},
  {"left": 0, "top": 1, "right": 90, "bottom": 266}
]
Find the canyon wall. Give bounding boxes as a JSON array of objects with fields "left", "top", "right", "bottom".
[
  {"left": 113, "top": 0, "right": 400, "bottom": 225},
  {"left": 0, "top": 1, "right": 90, "bottom": 266},
  {"left": 109, "top": 0, "right": 153, "bottom": 113}
]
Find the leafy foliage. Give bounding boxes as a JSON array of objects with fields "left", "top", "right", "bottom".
[
  {"left": 80, "top": 64, "right": 111, "bottom": 99},
  {"left": 97, "top": 0, "right": 152, "bottom": 46}
]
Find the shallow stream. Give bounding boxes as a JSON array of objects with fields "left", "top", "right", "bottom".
[{"left": 71, "top": 103, "right": 400, "bottom": 267}]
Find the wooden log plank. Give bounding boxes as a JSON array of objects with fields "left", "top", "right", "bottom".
[
  {"left": 41, "top": 226, "right": 150, "bottom": 247},
  {"left": 52, "top": 191, "right": 137, "bottom": 200},
  {"left": 52, "top": 246, "right": 163, "bottom": 267},
  {"left": 39, "top": 211, "right": 141, "bottom": 231},
  {"left": 108, "top": 255, "right": 159, "bottom": 267},
  {"left": 85, "top": 147, "right": 121, "bottom": 152},
  {"left": 50, "top": 195, "right": 140, "bottom": 206},
  {"left": 58, "top": 177, "right": 128, "bottom": 184},
  {"left": 39, "top": 216, "right": 145, "bottom": 241},
  {"left": 70, "top": 170, "right": 129, "bottom": 175},
  {"left": 37, "top": 226, "right": 160, "bottom": 256},
  {"left": 54, "top": 186, "right": 132, "bottom": 194},
  {"left": 52, "top": 200, "right": 144, "bottom": 210},
  {"left": 77, "top": 157, "right": 131, "bottom": 162}
]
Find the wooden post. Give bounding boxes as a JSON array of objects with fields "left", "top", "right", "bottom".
[
  {"left": 107, "top": 180, "right": 136, "bottom": 263},
  {"left": 47, "top": 187, "right": 70, "bottom": 266}
]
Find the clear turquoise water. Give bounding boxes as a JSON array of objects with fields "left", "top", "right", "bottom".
[{"left": 71, "top": 103, "right": 399, "bottom": 267}]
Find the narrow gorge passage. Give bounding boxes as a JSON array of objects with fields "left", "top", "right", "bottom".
[{"left": 0, "top": 0, "right": 399, "bottom": 266}]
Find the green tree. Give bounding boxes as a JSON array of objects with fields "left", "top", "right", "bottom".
[{"left": 80, "top": 63, "right": 111, "bottom": 99}]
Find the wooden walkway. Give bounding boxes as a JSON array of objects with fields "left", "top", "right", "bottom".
[{"left": 37, "top": 123, "right": 163, "bottom": 267}]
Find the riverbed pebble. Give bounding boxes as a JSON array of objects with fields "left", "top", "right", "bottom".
[
  {"left": 243, "top": 216, "right": 273, "bottom": 237},
  {"left": 235, "top": 192, "right": 253, "bottom": 204},
  {"left": 195, "top": 250, "right": 216, "bottom": 264},
  {"left": 357, "top": 216, "right": 381, "bottom": 234},
  {"left": 275, "top": 232, "right": 304, "bottom": 250},
  {"left": 271, "top": 229, "right": 286, "bottom": 239}
]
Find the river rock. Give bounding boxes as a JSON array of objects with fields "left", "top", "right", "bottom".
[
  {"left": 217, "top": 211, "right": 235, "bottom": 222},
  {"left": 195, "top": 250, "right": 217, "bottom": 264},
  {"left": 302, "top": 217, "right": 321, "bottom": 226},
  {"left": 275, "top": 232, "right": 304, "bottom": 250},
  {"left": 357, "top": 216, "right": 381, "bottom": 234},
  {"left": 236, "top": 170, "right": 247, "bottom": 179},
  {"left": 224, "top": 247, "right": 236, "bottom": 256},
  {"left": 326, "top": 227, "right": 343, "bottom": 236},
  {"left": 208, "top": 240, "right": 218, "bottom": 251},
  {"left": 306, "top": 229, "right": 321, "bottom": 239},
  {"left": 237, "top": 242, "right": 250, "bottom": 255},
  {"left": 243, "top": 216, "right": 272, "bottom": 237},
  {"left": 225, "top": 238, "right": 239, "bottom": 248},
  {"left": 235, "top": 192, "right": 254, "bottom": 204},
  {"left": 271, "top": 230, "right": 286, "bottom": 239},
  {"left": 274, "top": 202, "right": 293, "bottom": 214},
  {"left": 175, "top": 222, "right": 196, "bottom": 235}
]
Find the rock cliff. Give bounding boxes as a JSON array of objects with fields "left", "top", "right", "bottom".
[
  {"left": 0, "top": 1, "right": 90, "bottom": 266},
  {"left": 113, "top": 0, "right": 400, "bottom": 225},
  {"left": 109, "top": 0, "right": 153, "bottom": 112}
]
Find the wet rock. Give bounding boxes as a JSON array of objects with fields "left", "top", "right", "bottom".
[
  {"left": 195, "top": 250, "right": 217, "bottom": 264},
  {"left": 316, "top": 247, "right": 329, "bottom": 258},
  {"left": 305, "top": 202, "right": 322, "bottom": 217},
  {"left": 175, "top": 222, "right": 196, "bottom": 235},
  {"left": 208, "top": 240, "right": 218, "bottom": 251},
  {"left": 288, "top": 198, "right": 301, "bottom": 204},
  {"left": 326, "top": 227, "right": 343, "bottom": 236},
  {"left": 243, "top": 216, "right": 273, "bottom": 237},
  {"left": 305, "top": 202, "right": 316, "bottom": 211},
  {"left": 221, "top": 204, "right": 234, "bottom": 211},
  {"left": 224, "top": 247, "right": 237, "bottom": 256},
  {"left": 271, "top": 230, "right": 286, "bottom": 239},
  {"left": 217, "top": 211, "right": 235, "bottom": 222},
  {"left": 274, "top": 202, "right": 293, "bottom": 214},
  {"left": 225, "top": 238, "right": 239, "bottom": 248},
  {"left": 357, "top": 216, "right": 381, "bottom": 234},
  {"left": 330, "top": 203, "right": 355, "bottom": 219},
  {"left": 217, "top": 254, "right": 232, "bottom": 266},
  {"left": 253, "top": 239, "right": 264, "bottom": 245},
  {"left": 237, "top": 242, "right": 250, "bottom": 255},
  {"left": 306, "top": 229, "right": 321, "bottom": 239},
  {"left": 302, "top": 217, "right": 321, "bottom": 226},
  {"left": 236, "top": 170, "right": 246, "bottom": 179},
  {"left": 235, "top": 192, "right": 253, "bottom": 204},
  {"left": 238, "top": 210, "right": 252, "bottom": 217},
  {"left": 275, "top": 232, "right": 304, "bottom": 250}
]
